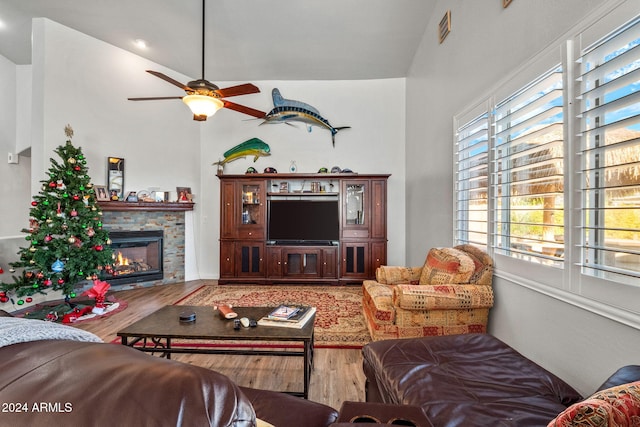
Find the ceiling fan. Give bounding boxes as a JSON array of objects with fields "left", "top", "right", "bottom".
[{"left": 128, "top": 0, "right": 265, "bottom": 121}]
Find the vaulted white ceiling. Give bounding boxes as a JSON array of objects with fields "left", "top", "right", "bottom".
[{"left": 0, "top": 0, "right": 435, "bottom": 81}]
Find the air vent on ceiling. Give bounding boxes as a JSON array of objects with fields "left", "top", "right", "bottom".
[{"left": 438, "top": 10, "right": 451, "bottom": 44}]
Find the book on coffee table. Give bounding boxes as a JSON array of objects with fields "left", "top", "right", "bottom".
[
  {"left": 258, "top": 306, "right": 316, "bottom": 329},
  {"left": 267, "top": 304, "right": 302, "bottom": 320},
  {"left": 267, "top": 305, "right": 313, "bottom": 322}
]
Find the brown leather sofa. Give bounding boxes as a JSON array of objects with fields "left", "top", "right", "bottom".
[
  {"left": 361, "top": 333, "right": 640, "bottom": 426},
  {"left": 0, "top": 311, "right": 338, "bottom": 427}
]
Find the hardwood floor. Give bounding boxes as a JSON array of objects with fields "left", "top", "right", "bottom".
[{"left": 74, "top": 280, "right": 366, "bottom": 411}]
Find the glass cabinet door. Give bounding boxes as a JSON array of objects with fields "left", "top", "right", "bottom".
[
  {"left": 241, "top": 183, "right": 262, "bottom": 225},
  {"left": 237, "top": 181, "right": 265, "bottom": 240},
  {"left": 345, "top": 183, "right": 365, "bottom": 226},
  {"left": 342, "top": 181, "right": 369, "bottom": 238}
]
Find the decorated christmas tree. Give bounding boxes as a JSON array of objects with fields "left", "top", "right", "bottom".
[{"left": 0, "top": 125, "right": 114, "bottom": 304}]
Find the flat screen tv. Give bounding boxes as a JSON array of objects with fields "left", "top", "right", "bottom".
[{"left": 268, "top": 199, "right": 339, "bottom": 243}]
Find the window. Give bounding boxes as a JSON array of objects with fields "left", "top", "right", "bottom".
[
  {"left": 493, "top": 65, "right": 565, "bottom": 267},
  {"left": 454, "top": 6, "right": 640, "bottom": 313},
  {"left": 455, "top": 111, "right": 490, "bottom": 248},
  {"left": 578, "top": 16, "right": 640, "bottom": 286}
]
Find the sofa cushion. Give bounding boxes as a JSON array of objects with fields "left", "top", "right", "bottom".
[
  {"left": 454, "top": 244, "right": 494, "bottom": 285},
  {"left": 393, "top": 284, "right": 494, "bottom": 310},
  {"left": 548, "top": 381, "right": 640, "bottom": 427},
  {"left": 419, "top": 248, "right": 475, "bottom": 285},
  {"left": 362, "top": 334, "right": 582, "bottom": 427}
]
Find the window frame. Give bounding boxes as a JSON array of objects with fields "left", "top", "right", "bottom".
[{"left": 453, "top": 1, "right": 640, "bottom": 325}]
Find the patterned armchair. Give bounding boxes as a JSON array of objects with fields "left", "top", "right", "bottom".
[{"left": 362, "top": 245, "right": 494, "bottom": 341}]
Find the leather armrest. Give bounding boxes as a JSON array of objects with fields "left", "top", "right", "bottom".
[{"left": 239, "top": 386, "right": 338, "bottom": 427}]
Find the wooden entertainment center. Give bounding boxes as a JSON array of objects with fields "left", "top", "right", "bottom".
[{"left": 218, "top": 173, "right": 389, "bottom": 285}]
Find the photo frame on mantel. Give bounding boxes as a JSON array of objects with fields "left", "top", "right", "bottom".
[
  {"left": 94, "top": 185, "right": 109, "bottom": 201},
  {"left": 177, "top": 187, "right": 193, "bottom": 203},
  {"left": 107, "top": 157, "right": 124, "bottom": 201}
]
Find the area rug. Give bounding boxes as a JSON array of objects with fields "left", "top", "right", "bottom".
[{"left": 176, "top": 285, "right": 371, "bottom": 348}]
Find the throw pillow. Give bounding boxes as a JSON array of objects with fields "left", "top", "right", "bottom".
[
  {"left": 419, "top": 248, "right": 475, "bottom": 285},
  {"left": 548, "top": 381, "right": 640, "bottom": 426}
]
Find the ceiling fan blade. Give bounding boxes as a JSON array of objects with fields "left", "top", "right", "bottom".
[
  {"left": 223, "top": 101, "right": 266, "bottom": 118},
  {"left": 215, "top": 83, "right": 260, "bottom": 98},
  {"left": 146, "top": 70, "right": 190, "bottom": 91},
  {"left": 128, "top": 96, "right": 184, "bottom": 101}
]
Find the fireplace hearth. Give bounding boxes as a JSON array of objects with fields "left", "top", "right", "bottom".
[{"left": 106, "top": 230, "right": 163, "bottom": 286}]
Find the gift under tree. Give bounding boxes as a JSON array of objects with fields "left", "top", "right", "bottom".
[{"left": 0, "top": 125, "right": 114, "bottom": 306}]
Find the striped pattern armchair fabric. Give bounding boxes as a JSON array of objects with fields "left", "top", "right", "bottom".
[{"left": 362, "top": 245, "right": 494, "bottom": 341}]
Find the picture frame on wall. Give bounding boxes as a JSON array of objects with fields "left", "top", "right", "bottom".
[
  {"left": 107, "top": 157, "right": 124, "bottom": 200},
  {"left": 177, "top": 187, "right": 193, "bottom": 202},
  {"left": 94, "top": 185, "right": 109, "bottom": 201}
]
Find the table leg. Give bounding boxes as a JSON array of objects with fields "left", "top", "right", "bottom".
[
  {"left": 303, "top": 339, "right": 310, "bottom": 399},
  {"left": 310, "top": 330, "right": 315, "bottom": 367},
  {"left": 303, "top": 331, "right": 315, "bottom": 399}
]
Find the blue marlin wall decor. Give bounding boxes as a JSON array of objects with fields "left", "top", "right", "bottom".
[
  {"left": 213, "top": 138, "right": 271, "bottom": 167},
  {"left": 261, "top": 88, "right": 350, "bottom": 147}
]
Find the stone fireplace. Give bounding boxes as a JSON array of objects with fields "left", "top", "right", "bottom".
[{"left": 99, "top": 201, "right": 194, "bottom": 290}]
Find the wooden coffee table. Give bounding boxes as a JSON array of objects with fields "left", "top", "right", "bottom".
[{"left": 117, "top": 305, "right": 315, "bottom": 398}]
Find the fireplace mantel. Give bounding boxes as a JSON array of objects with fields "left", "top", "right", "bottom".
[{"left": 98, "top": 201, "right": 194, "bottom": 212}]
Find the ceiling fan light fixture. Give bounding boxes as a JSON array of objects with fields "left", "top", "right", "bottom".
[{"left": 182, "top": 94, "right": 224, "bottom": 121}]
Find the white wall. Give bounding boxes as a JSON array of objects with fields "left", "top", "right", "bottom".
[
  {"left": 405, "top": 0, "right": 640, "bottom": 395},
  {"left": 0, "top": 55, "right": 31, "bottom": 238},
  {"left": 405, "top": 0, "right": 605, "bottom": 263},
  {"left": 199, "top": 79, "right": 407, "bottom": 279},
  {"left": 0, "top": 18, "right": 406, "bottom": 286}
]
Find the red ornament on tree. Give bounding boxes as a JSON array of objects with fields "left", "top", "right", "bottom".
[
  {"left": 49, "top": 181, "right": 57, "bottom": 188},
  {"left": 57, "top": 278, "right": 65, "bottom": 285},
  {"left": 94, "top": 245, "right": 104, "bottom": 251},
  {"left": 31, "top": 201, "right": 38, "bottom": 206}
]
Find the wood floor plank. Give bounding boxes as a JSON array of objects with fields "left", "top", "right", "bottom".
[{"left": 74, "top": 280, "right": 365, "bottom": 410}]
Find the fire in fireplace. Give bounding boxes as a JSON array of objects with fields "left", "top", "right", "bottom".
[{"left": 106, "top": 230, "right": 163, "bottom": 286}]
